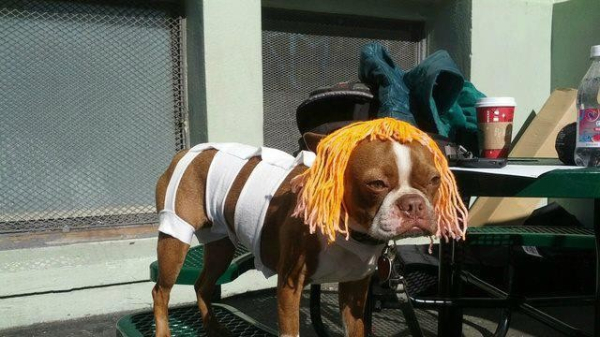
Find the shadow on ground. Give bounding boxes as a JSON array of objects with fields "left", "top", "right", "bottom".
[{"left": 0, "top": 287, "right": 593, "bottom": 336}]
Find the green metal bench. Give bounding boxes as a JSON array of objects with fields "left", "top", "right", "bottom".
[
  {"left": 116, "top": 303, "right": 277, "bottom": 337},
  {"left": 149, "top": 245, "right": 253, "bottom": 285},
  {"left": 116, "top": 245, "right": 277, "bottom": 337},
  {"left": 433, "top": 161, "right": 600, "bottom": 337},
  {"left": 466, "top": 225, "right": 595, "bottom": 249},
  {"left": 403, "top": 225, "right": 596, "bottom": 337}
]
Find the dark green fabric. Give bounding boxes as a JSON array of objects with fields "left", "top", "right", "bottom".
[
  {"left": 447, "top": 81, "right": 486, "bottom": 153},
  {"left": 359, "top": 43, "right": 416, "bottom": 125},
  {"left": 404, "top": 50, "right": 464, "bottom": 136},
  {"left": 358, "top": 42, "right": 485, "bottom": 150}
]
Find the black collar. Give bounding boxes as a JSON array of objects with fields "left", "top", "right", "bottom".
[{"left": 349, "top": 230, "right": 387, "bottom": 246}]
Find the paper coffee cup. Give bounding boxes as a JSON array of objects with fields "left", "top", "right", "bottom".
[{"left": 475, "top": 97, "right": 516, "bottom": 159}]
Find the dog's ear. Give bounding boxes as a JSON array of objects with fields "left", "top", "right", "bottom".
[{"left": 302, "top": 132, "right": 326, "bottom": 153}]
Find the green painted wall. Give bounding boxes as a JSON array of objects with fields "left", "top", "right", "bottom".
[
  {"left": 4, "top": 1, "right": 579, "bottom": 329},
  {"left": 550, "top": 0, "right": 600, "bottom": 228},
  {"left": 262, "top": 0, "right": 434, "bottom": 21},
  {"left": 427, "top": 0, "right": 472, "bottom": 77},
  {"left": 551, "top": 0, "right": 600, "bottom": 90},
  {"left": 196, "top": 0, "right": 264, "bottom": 146},
  {"left": 184, "top": 0, "right": 208, "bottom": 146},
  {"left": 471, "top": 0, "right": 553, "bottom": 136},
  {"left": 189, "top": 0, "right": 561, "bottom": 146}
]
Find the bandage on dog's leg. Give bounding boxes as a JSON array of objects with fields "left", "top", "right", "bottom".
[
  {"left": 153, "top": 232, "right": 190, "bottom": 337},
  {"left": 194, "top": 238, "right": 236, "bottom": 336}
]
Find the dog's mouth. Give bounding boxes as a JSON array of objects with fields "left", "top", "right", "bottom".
[
  {"left": 370, "top": 216, "right": 436, "bottom": 240},
  {"left": 402, "top": 225, "right": 428, "bottom": 237},
  {"left": 399, "top": 218, "right": 436, "bottom": 237}
]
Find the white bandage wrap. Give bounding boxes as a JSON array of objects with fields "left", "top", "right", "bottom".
[
  {"left": 158, "top": 143, "right": 316, "bottom": 277},
  {"left": 158, "top": 144, "right": 211, "bottom": 245},
  {"left": 157, "top": 143, "right": 247, "bottom": 244},
  {"left": 234, "top": 147, "right": 303, "bottom": 277},
  {"left": 158, "top": 210, "right": 196, "bottom": 244}
]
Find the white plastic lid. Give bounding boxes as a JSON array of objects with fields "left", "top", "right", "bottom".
[
  {"left": 591, "top": 45, "right": 600, "bottom": 58},
  {"left": 475, "top": 97, "right": 517, "bottom": 108}
]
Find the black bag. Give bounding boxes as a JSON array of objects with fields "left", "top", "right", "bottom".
[
  {"left": 295, "top": 81, "right": 459, "bottom": 159},
  {"left": 295, "top": 81, "right": 378, "bottom": 136}
]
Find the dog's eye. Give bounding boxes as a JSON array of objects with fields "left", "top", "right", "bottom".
[
  {"left": 430, "top": 175, "right": 441, "bottom": 186},
  {"left": 367, "top": 180, "right": 387, "bottom": 190}
]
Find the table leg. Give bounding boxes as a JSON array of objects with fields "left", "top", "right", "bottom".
[
  {"left": 437, "top": 239, "right": 463, "bottom": 336},
  {"left": 452, "top": 240, "right": 465, "bottom": 334},
  {"left": 437, "top": 238, "right": 451, "bottom": 336},
  {"left": 594, "top": 198, "right": 600, "bottom": 337}
]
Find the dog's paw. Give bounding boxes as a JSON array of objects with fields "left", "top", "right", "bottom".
[
  {"left": 154, "top": 328, "right": 172, "bottom": 337},
  {"left": 154, "top": 319, "right": 171, "bottom": 337}
]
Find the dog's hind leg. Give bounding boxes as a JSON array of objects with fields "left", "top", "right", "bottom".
[
  {"left": 153, "top": 232, "right": 190, "bottom": 337},
  {"left": 153, "top": 149, "right": 217, "bottom": 337},
  {"left": 195, "top": 237, "right": 236, "bottom": 336}
]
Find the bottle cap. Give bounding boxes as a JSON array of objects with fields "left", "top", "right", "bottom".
[{"left": 591, "top": 45, "right": 600, "bottom": 58}]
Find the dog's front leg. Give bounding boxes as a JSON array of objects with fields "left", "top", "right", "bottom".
[
  {"left": 276, "top": 254, "right": 307, "bottom": 337},
  {"left": 338, "top": 275, "right": 372, "bottom": 337}
]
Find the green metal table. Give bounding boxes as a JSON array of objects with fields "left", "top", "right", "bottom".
[{"left": 438, "top": 159, "right": 600, "bottom": 336}]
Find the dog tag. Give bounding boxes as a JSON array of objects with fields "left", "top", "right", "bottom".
[{"left": 377, "top": 244, "right": 396, "bottom": 282}]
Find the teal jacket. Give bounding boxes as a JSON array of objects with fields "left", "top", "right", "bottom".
[{"left": 359, "top": 42, "right": 484, "bottom": 151}]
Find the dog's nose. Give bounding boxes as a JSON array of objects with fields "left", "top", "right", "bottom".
[{"left": 397, "top": 194, "right": 426, "bottom": 218}]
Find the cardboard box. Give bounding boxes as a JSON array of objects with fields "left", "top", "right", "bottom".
[{"left": 468, "top": 88, "right": 577, "bottom": 227}]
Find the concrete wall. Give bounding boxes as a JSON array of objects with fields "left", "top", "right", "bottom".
[
  {"left": 1, "top": 0, "right": 575, "bottom": 330},
  {"left": 0, "top": 0, "right": 266, "bottom": 330}
]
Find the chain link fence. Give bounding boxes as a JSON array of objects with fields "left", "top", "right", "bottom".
[
  {"left": 262, "top": 10, "right": 426, "bottom": 154},
  {"left": 0, "top": 1, "right": 185, "bottom": 234}
]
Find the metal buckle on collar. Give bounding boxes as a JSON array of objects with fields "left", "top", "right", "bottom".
[
  {"left": 377, "top": 242, "right": 397, "bottom": 284},
  {"left": 377, "top": 242, "right": 408, "bottom": 291}
]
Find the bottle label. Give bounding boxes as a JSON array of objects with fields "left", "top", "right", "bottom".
[{"left": 577, "top": 108, "right": 600, "bottom": 147}]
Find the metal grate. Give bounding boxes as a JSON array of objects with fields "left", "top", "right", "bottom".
[
  {"left": 465, "top": 226, "right": 595, "bottom": 248},
  {"left": 117, "top": 304, "right": 277, "bottom": 337},
  {"left": 0, "top": 1, "right": 186, "bottom": 234},
  {"left": 262, "top": 9, "right": 426, "bottom": 154},
  {"left": 305, "top": 290, "right": 439, "bottom": 336}
]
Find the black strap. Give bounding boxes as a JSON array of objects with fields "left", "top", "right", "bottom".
[{"left": 349, "top": 230, "right": 387, "bottom": 246}]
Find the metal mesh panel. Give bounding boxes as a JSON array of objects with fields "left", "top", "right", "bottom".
[
  {"left": 263, "top": 15, "right": 425, "bottom": 154},
  {"left": 0, "top": 1, "right": 185, "bottom": 233}
]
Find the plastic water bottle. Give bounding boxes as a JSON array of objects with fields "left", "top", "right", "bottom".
[{"left": 575, "top": 45, "right": 600, "bottom": 167}]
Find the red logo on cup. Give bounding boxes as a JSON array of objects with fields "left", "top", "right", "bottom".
[{"left": 475, "top": 97, "right": 517, "bottom": 159}]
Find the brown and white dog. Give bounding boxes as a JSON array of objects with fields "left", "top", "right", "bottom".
[{"left": 152, "top": 127, "right": 453, "bottom": 337}]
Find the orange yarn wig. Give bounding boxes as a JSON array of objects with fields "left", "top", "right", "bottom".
[{"left": 291, "top": 118, "right": 468, "bottom": 242}]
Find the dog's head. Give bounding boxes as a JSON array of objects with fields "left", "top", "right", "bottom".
[
  {"left": 293, "top": 118, "right": 467, "bottom": 242},
  {"left": 343, "top": 138, "right": 440, "bottom": 240}
]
